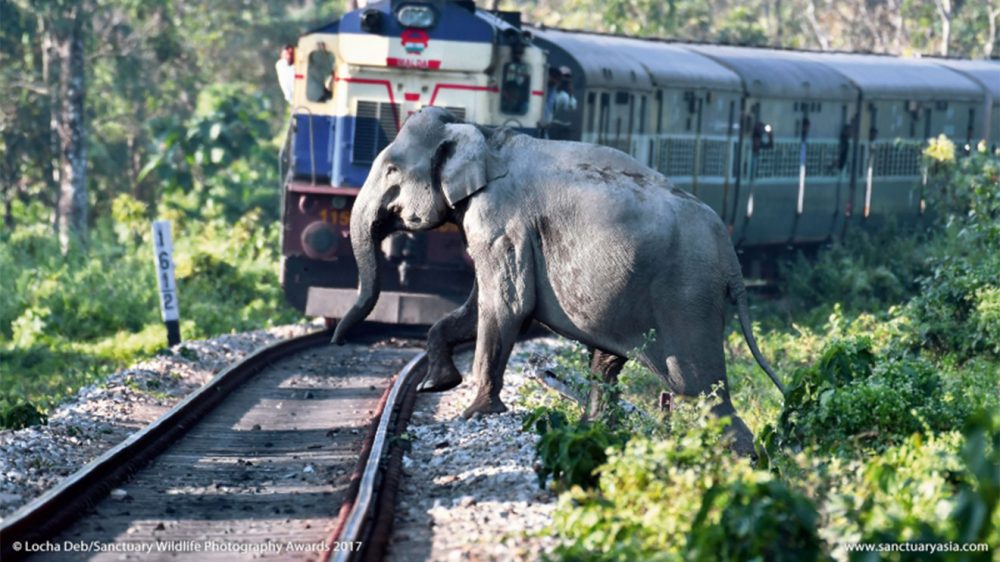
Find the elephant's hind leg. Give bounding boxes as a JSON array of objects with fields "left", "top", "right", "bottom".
[
  {"left": 584, "top": 348, "right": 627, "bottom": 424},
  {"left": 648, "top": 316, "right": 756, "bottom": 456},
  {"left": 421, "top": 282, "right": 478, "bottom": 393}
]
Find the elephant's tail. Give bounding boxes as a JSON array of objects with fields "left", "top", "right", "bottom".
[{"left": 728, "top": 276, "right": 786, "bottom": 396}]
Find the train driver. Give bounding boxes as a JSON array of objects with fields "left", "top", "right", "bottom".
[
  {"left": 542, "top": 66, "right": 577, "bottom": 139},
  {"left": 275, "top": 44, "right": 295, "bottom": 104}
]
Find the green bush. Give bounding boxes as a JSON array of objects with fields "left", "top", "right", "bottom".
[
  {"left": 848, "top": 410, "right": 998, "bottom": 561},
  {"left": 762, "top": 338, "right": 977, "bottom": 454},
  {"left": 779, "top": 224, "right": 928, "bottom": 316},
  {"left": 524, "top": 407, "right": 630, "bottom": 491},
  {"left": 687, "top": 477, "right": 826, "bottom": 562},
  {"left": 907, "top": 252, "right": 1000, "bottom": 360},
  {"left": 545, "top": 402, "right": 759, "bottom": 561},
  {"left": 0, "top": 398, "right": 48, "bottom": 429}
]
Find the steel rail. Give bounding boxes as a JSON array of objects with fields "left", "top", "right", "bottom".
[{"left": 331, "top": 352, "right": 427, "bottom": 562}]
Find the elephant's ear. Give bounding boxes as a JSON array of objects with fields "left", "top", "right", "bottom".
[{"left": 438, "top": 124, "right": 508, "bottom": 207}]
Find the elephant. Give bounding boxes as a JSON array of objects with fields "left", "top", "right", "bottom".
[{"left": 332, "top": 107, "right": 785, "bottom": 455}]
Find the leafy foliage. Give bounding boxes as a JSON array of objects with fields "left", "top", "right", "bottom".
[
  {"left": 545, "top": 402, "right": 752, "bottom": 561},
  {"left": 907, "top": 150, "right": 1000, "bottom": 360},
  {"left": 523, "top": 408, "right": 629, "bottom": 491},
  {"left": 761, "top": 338, "right": 981, "bottom": 454},
  {"left": 0, "top": 398, "right": 48, "bottom": 430},
  {"left": 850, "top": 411, "right": 999, "bottom": 562},
  {"left": 687, "top": 477, "right": 826, "bottom": 562}
]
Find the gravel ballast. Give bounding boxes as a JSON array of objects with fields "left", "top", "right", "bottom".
[{"left": 388, "top": 338, "right": 570, "bottom": 561}]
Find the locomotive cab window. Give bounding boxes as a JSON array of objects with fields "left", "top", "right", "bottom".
[
  {"left": 306, "top": 48, "right": 336, "bottom": 103},
  {"left": 500, "top": 61, "right": 531, "bottom": 115}
]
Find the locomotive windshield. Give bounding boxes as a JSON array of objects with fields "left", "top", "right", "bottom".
[{"left": 500, "top": 61, "right": 531, "bottom": 115}]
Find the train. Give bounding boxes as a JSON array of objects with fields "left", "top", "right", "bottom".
[{"left": 278, "top": 0, "right": 999, "bottom": 325}]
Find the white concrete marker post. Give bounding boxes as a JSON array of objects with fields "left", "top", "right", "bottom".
[{"left": 152, "top": 220, "right": 181, "bottom": 347}]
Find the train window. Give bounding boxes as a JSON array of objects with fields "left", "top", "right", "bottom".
[
  {"left": 500, "top": 62, "right": 531, "bottom": 116},
  {"left": 615, "top": 91, "right": 629, "bottom": 105},
  {"left": 306, "top": 49, "right": 336, "bottom": 102}
]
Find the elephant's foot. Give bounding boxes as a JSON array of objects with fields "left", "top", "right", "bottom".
[
  {"left": 725, "top": 415, "right": 756, "bottom": 458},
  {"left": 461, "top": 394, "right": 508, "bottom": 419},
  {"left": 417, "top": 360, "right": 463, "bottom": 393}
]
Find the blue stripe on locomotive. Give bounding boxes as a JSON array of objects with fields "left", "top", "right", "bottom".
[
  {"left": 293, "top": 113, "right": 538, "bottom": 187},
  {"left": 309, "top": 0, "right": 493, "bottom": 43}
]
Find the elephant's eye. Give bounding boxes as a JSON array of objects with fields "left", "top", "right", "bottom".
[{"left": 386, "top": 165, "right": 399, "bottom": 176}]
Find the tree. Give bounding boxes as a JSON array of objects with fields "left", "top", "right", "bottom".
[
  {"left": 52, "top": 2, "right": 88, "bottom": 252},
  {"left": 934, "top": 0, "right": 955, "bottom": 56}
]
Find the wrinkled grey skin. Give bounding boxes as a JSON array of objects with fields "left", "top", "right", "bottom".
[{"left": 333, "top": 107, "right": 784, "bottom": 455}]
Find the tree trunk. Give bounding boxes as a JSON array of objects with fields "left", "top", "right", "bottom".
[
  {"left": 1, "top": 131, "right": 16, "bottom": 230},
  {"left": 804, "top": 0, "right": 830, "bottom": 50},
  {"left": 55, "top": 5, "right": 87, "bottom": 253},
  {"left": 934, "top": 0, "right": 952, "bottom": 57},
  {"left": 774, "top": 0, "right": 783, "bottom": 47},
  {"left": 39, "top": 15, "right": 61, "bottom": 233},
  {"left": 987, "top": 0, "right": 998, "bottom": 58}
]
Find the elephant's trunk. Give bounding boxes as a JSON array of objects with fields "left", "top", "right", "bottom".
[{"left": 331, "top": 186, "right": 388, "bottom": 344}]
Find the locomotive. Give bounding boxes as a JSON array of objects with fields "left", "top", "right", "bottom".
[{"left": 278, "top": 0, "right": 999, "bottom": 324}]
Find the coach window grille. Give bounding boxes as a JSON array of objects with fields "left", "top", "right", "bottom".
[{"left": 306, "top": 48, "right": 335, "bottom": 103}]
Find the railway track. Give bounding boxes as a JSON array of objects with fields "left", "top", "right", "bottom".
[{"left": 0, "top": 327, "right": 428, "bottom": 561}]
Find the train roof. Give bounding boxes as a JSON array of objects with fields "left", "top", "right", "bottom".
[
  {"left": 930, "top": 59, "right": 1000, "bottom": 100},
  {"left": 530, "top": 28, "right": 654, "bottom": 90},
  {"left": 531, "top": 28, "right": 741, "bottom": 92},
  {"left": 803, "top": 53, "right": 987, "bottom": 102},
  {"left": 683, "top": 44, "right": 857, "bottom": 101}
]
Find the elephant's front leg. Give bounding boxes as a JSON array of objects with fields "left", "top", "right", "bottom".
[
  {"left": 461, "top": 236, "right": 535, "bottom": 419},
  {"left": 420, "top": 281, "right": 478, "bottom": 393}
]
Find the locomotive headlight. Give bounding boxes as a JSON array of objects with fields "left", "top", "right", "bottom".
[{"left": 396, "top": 5, "right": 436, "bottom": 28}]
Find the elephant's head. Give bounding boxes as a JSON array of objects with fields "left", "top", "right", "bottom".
[{"left": 332, "top": 107, "right": 507, "bottom": 343}]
